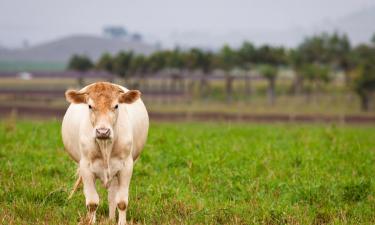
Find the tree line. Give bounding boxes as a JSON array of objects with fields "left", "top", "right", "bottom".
[{"left": 68, "top": 32, "right": 375, "bottom": 111}]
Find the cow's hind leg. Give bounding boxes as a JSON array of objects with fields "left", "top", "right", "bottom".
[
  {"left": 116, "top": 157, "right": 134, "bottom": 225},
  {"left": 108, "top": 177, "right": 119, "bottom": 220}
]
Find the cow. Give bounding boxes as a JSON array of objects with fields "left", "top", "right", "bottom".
[{"left": 61, "top": 82, "right": 149, "bottom": 225}]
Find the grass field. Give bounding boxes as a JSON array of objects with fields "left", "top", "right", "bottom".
[{"left": 1, "top": 120, "right": 375, "bottom": 224}]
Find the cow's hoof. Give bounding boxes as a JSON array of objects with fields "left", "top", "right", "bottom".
[{"left": 117, "top": 201, "right": 127, "bottom": 211}]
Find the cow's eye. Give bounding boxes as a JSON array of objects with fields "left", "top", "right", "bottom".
[
  {"left": 88, "top": 105, "right": 92, "bottom": 109},
  {"left": 114, "top": 104, "right": 119, "bottom": 109}
]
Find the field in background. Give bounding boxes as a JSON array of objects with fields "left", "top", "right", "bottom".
[
  {"left": 0, "top": 76, "right": 374, "bottom": 118},
  {"left": 0, "top": 61, "right": 66, "bottom": 72},
  {"left": 1, "top": 121, "right": 375, "bottom": 224}
]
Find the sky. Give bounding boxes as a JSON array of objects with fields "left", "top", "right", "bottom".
[{"left": 0, "top": 0, "right": 374, "bottom": 48}]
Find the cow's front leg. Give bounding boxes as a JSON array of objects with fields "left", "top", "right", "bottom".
[
  {"left": 80, "top": 159, "right": 99, "bottom": 224},
  {"left": 108, "top": 177, "right": 119, "bottom": 220},
  {"left": 116, "top": 156, "right": 134, "bottom": 225}
]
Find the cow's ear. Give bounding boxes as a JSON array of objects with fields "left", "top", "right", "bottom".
[
  {"left": 118, "top": 90, "right": 141, "bottom": 104},
  {"left": 65, "top": 90, "right": 87, "bottom": 103}
]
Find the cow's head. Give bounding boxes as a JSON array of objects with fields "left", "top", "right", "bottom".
[{"left": 65, "top": 82, "right": 140, "bottom": 140}]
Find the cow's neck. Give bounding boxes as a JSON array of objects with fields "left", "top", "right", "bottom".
[{"left": 95, "top": 139, "right": 113, "bottom": 185}]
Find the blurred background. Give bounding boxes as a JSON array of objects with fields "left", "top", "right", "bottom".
[{"left": 1, "top": 0, "right": 375, "bottom": 122}]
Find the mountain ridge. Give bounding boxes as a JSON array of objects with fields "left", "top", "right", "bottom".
[{"left": 0, "top": 34, "right": 158, "bottom": 63}]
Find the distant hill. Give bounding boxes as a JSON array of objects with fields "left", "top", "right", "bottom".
[
  {"left": 165, "top": 5, "right": 375, "bottom": 48},
  {"left": 321, "top": 5, "right": 375, "bottom": 44},
  {"left": 0, "top": 35, "right": 158, "bottom": 63}
]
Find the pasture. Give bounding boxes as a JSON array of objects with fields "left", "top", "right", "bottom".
[{"left": 1, "top": 120, "right": 375, "bottom": 224}]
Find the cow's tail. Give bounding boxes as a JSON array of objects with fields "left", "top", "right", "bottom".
[{"left": 68, "top": 169, "right": 82, "bottom": 200}]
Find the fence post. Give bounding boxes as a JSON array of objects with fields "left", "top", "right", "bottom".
[
  {"left": 245, "top": 73, "right": 251, "bottom": 101},
  {"left": 225, "top": 73, "right": 234, "bottom": 103}
]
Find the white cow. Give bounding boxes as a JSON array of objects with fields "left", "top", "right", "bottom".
[{"left": 61, "top": 82, "right": 149, "bottom": 225}]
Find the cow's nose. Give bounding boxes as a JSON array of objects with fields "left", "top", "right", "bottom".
[{"left": 96, "top": 128, "right": 111, "bottom": 139}]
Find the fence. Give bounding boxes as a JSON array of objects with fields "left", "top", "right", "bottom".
[
  {"left": 0, "top": 70, "right": 372, "bottom": 120},
  {"left": 0, "top": 70, "right": 273, "bottom": 104}
]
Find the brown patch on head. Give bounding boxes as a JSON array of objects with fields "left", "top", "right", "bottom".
[
  {"left": 118, "top": 90, "right": 141, "bottom": 104},
  {"left": 85, "top": 82, "right": 121, "bottom": 111}
]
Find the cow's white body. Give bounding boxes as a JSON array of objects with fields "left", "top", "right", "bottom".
[
  {"left": 62, "top": 84, "right": 149, "bottom": 164},
  {"left": 61, "top": 83, "right": 149, "bottom": 224}
]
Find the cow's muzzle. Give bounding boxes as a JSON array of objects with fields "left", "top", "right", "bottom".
[{"left": 96, "top": 128, "right": 111, "bottom": 139}]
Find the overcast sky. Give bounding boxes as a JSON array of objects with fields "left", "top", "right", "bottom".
[{"left": 0, "top": 0, "right": 374, "bottom": 48}]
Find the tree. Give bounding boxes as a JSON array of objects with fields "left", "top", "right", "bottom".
[
  {"left": 163, "top": 49, "right": 185, "bottom": 92},
  {"left": 238, "top": 41, "right": 257, "bottom": 98},
  {"left": 182, "top": 48, "right": 212, "bottom": 73},
  {"left": 68, "top": 54, "right": 93, "bottom": 72},
  {"left": 298, "top": 34, "right": 330, "bottom": 64},
  {"left": 128, "top": 54, "right": 150, "bottom": 88},
  {"left": 148, "top": 51, "right": 167, "bottom": 73},
  {"left": 255, "top": 45, "right": 286, "bottom": 65},
  {"left": 182, "top": 48, "right": 214, "bottom": 98},
  {"left": 259, "top": 64, "right": 278, "bottom": 105},
  {"left": 96, "top": 53, "right": 114, "bottom": 73},
  {"left": 255, "top": 45, "right": 286, "bottom": 105},
  {"left": 129, "top": 54, "right": 148, "bottom": 75},
  {"left": 299, "top": 63, "right": 330, "bottom": 101},
  {"left": 289, "top": 49, "right": 304, "bottom": 94},
  {"left": 297, "top": 32, "right": 351, "bottom": 84},
  {"left": 238, "top": 41, "right": 256, "bottom": 69},
  {"left": 349, "top": 44, "right": 375, "bottom": 111},
  {"left": 327, "top": 33, "right": 351, "bottom": 69},
  {"left": 165, "top": 48, "right": 184, "bottom": 70},
  {"left": 351, "top": 64, "right": 375, "bottom": 111},
  {"left": 327, "top": 33, "right": 351, "bottom": 84},
  {"left": 217, "top": 45, "right": 239, "bottom": 102},
  {"left": 217, "top": 45, "right": 239, "bottom": 71},
  {"left": 67, "top": 54, "right": 94, "bottom": 87},
  {"left": 113, "top": 51, "right": 133, "bottom": 78}
]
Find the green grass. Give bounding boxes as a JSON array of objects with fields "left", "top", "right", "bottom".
[{"left": 1, "top": 120, "right": 375, "bottom": 224}]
